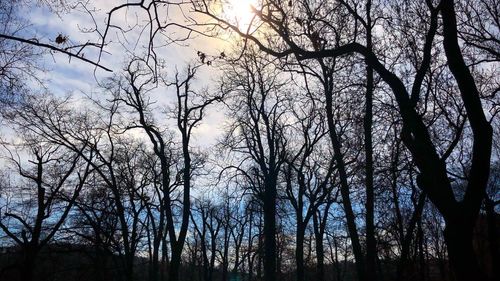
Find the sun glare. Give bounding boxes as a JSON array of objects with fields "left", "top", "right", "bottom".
[{"left": 224, "top": 0, "right": 259, "bottom": 30}]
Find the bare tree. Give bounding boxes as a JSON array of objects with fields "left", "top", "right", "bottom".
[
  {"left": 0, "top": 1, "right": 44, "bottom": 101},
  {"left": 110, "top": 58, "right": 219, "bottom": 281},
  {"left": 219, "top": 50, "right": 289, "bottom": 281},
  {"left": 194, "top": 1, "right": 497, "bottom": 280},
  {"left": 0, "top": 129, "right": 91, "bottom": 281},
  {"left": 283, "top": 93, "right": 336, "bottom": 281}
]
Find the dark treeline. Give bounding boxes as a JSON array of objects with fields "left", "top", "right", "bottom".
[{"left": 0, "top": 1, "right": 498, "bottom": 281}]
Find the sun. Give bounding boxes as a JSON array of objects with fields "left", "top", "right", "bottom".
[{"left": 223, "top": 0, "right": 259, "bottom": 30}]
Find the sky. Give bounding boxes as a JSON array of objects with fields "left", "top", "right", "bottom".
[{"left": 18, "top": 0, "right": 240, "bottom": 148}]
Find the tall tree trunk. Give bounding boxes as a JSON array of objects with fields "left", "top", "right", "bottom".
[
  {"left": 364, "top": 2, "right": 377, "bottom": 280},
  {"left": 397, "top": 193, "right": 426, "bottom": 281},
  {"left": 209, "top": 226, "right": 217, "bottom": 281},
  {"left": 257, "top": 214, "right": 263, "bottom": 281},
  {"left": 247, "top": 208, "right": 254, "bottom": 281},
  {"left": 417, "top": 221, "right": 426, "bottom": 281},
  {"left": 296, "top": 222, "right": 306, "bottom": 281},
  {"left": 150, "top": 238, "right": 160, "bottom": 281},
  {"left": 222, "top": 225, "right": 230, "bottom": 281},
  {"left": 485, "top": 197, "right": 499, "bottom": 281},
  {"left": 440, "top": 1, "right": 493, "bottom": 280},
  {"left": 390, "top": 140, "right": 405, "bottom": 245},
  {"left": 443, "top": 220, "right": 484, "bottom": 281},
  {"left": 332, "top": 235, "right": 342, "bottom": 281},
  {"left": 125, "top": 253, "right": 135, "bottom": 281},
  {"left": 323, "top": 74, "right": 366, "bottom": 281},
  {"left": 313, "top": 212, "right": 325, "bottom": 281},
  {"left": 169, "top": 245, "right": 182, "bottom": 281},
  {"left": 168, "top": 135, "right": 192, "bottom": 281},
  {"left": 263, "top": 178, "right": 277, "bottom": 281},
  {"left": 21, "top": 246, "right": 37, "bottom": 281},
  {"left": 161, "top": 231, "right": 169, "bottom": 281}
]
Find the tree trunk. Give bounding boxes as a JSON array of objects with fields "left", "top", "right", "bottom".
[
  {"left": 150, "top": 240, "right": 160, "bottom": 281},
  {"left": 21, "top": 246, "right": 37, "bottom": 281},
  {"left": 364, "top": 2, "right": 377, "bottom": 280},
  {"left": 125, "top": 254, "right": 135, "bottom": 281},
  {"left": 439, "top": 1, "right": 493, "bottom": 281},
  {"left": 333, "top": 236, "right": 342, "bottom": 281},
  {"left": 315, "top": 238, "right": 325, "bottom": 281},
  {"left": 263, "top": 179, "right": 277, "bottom": 281},
  {"left": 257, "top": 219, "right": 263, "bottom": 281},
  {"left": 222, "top": 226, "right": 230, "bottom": 281},
  {"left": 444, "top": 221, "right": 486, "bottom": 281},
  {"left": 324, "top": 82, "right": 366, "bottom": 281},
  {"left": 397, "top": 193, "right": 426, "bottom": 281},
  {"left": 313, "top": 214, "right": 325, "bottom": 281},
  {"left": 417, "top": 222, "right": 426, "bottom": 281},
  {"left": 485, "top": 198, "right": 499, "bottom": 281},
  {"left": 247, "top": 209, "right": 254, "bottom": 281},
  {"left": 296, "top": 223, "right": 306, "bottom": 281},
  {"left": 168, "top": 135, "right": 192, "bottom": 281},
  {"left": 168, "top": 244, "right": 183, "bottom": 281}
]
